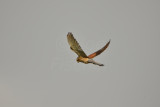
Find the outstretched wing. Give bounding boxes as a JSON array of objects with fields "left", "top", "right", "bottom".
[
  {"left": 88, "top": 40, "right": 110, "bottom": 58},
  {"left": 67, "top": 32, "right": 88, "bottom": 58}
]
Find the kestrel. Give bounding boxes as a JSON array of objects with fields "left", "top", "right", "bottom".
[{"left": 67, "top": 32, "right": 110, "bottom": 66}]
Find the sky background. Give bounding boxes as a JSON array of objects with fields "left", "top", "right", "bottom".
[{"left": 0, "top": 0, "right": 160, "bottom": 107}]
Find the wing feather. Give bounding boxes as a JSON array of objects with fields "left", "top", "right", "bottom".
[
  {"left": 88, "top": 40, "right": 110, "bottom": 58},
  {"left": 67, "top": 32, "right": 88, "bottom": 58}
]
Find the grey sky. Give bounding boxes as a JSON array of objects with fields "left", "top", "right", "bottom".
[{"left": 0, "top": 0, "right": 160, "bottom": 107}]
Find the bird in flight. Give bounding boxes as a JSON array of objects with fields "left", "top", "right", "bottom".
[{"left": 67, "top": 32, "right": 110, "bottom": 66}]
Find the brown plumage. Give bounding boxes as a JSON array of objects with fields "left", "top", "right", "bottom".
[{"left": 67, "top": 32, "right": 110, "bottom": 66}]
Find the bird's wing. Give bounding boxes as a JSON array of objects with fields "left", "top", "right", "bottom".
[
  {"left": 88, "top": 40, "right": 110, "bottom": 58},
  {"left": 67, "top": 32, "right": 88, "bottom": 58}
]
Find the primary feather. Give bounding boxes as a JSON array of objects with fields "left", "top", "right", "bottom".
[
  {"left": 67, "top": 32, "right": 88, "bottom": 58},
  {"left": 88, "top": 40, "right": 110, "bottom": 58}
]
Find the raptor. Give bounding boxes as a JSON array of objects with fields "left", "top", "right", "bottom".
[{"left": 67, "top": 32, "right": 110, "bottom": 66}]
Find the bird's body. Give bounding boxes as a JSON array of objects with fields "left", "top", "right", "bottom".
[
  {"left": 76, "top": 56, "right": 89, "bottom": 64},
  {"left": 67, "top": 32, "right": 110, "bottom": 66}
]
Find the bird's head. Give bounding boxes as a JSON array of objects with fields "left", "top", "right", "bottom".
[{"left": 76, "top": 57, "right": 80, "bottom": 63}]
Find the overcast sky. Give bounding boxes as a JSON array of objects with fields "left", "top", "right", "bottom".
[{"left": 0, "top": 0, "right": 160, "bottom": 107}]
